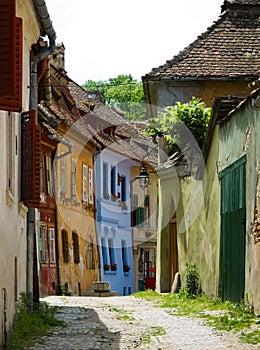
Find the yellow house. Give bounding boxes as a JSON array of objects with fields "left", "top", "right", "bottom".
[
  {"left": 55, "top": 128, "right": 99, "bottom": 295},
  {"left": 38, "top": 62, "right": 100, "bottom": 295}
]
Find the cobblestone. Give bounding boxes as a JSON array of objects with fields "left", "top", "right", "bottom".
[{"left": 26, "top": 296, "right": 259, "bottom": 350}]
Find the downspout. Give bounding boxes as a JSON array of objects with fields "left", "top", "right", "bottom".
[{"left": 27, "top": 0, "right": 56, "bottom": 308}]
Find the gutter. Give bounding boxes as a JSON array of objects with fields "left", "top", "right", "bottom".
[{"left": 29, "top": 0, "right": 56, "bottom": 111}]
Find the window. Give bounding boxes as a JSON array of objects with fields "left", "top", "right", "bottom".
[
  {"left": 71, "top": 159, "right": 76, "bottom": 197},
  {"left": 40, "top": 155, "right": 45, "bottom": 193},
  {"left": 49, "top": 228, "right": 55, "bottom": 263},
  {"left": 40, "top": 154, "right": 53, "bottom": 196},
  {"left": 144, "top": 195, "right": 150, "bottom": 228},
  {"left": 46, "top": 156, "right": 53, "bottom": 195},
  {"left": 61, "top": 157, "right": 66, "bottom": 194},
  {"left": 61, "top": 229, "right": 70, "bottom": 263},
  {"left": 110, "top": 166, "right": 116, "bottom": 196},
  {"left": 87, "top": 238, "right": 94, "bottom": 269},
  {"left": 108, "top": 239, "right": 115, "bottom": 265},
  {"left": 72, "top": 231, "right": 80, "bottom": 264},
  {"left": 89, "top": 168, "right": 93, "bottom": 204},
  {"left": 121, "top": 175, "right": 126, "bottom": 202},
  {"left": 82, "top": 164, "right": 88, "bottom": 202},
  {"left": 103, "top": 162, "right": 108, "bottom": 197},
  {"left": 40, "top": 226, "right": 48, "bottom": 263},
  {"left": 101, "top": 237, "right": 107, "bottom": 265},
  {"left": 121, "top": 240, "right": 127, "bottom": 266}
]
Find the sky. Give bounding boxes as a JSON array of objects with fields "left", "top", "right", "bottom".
[{"left": 45, "top": 0, "right": 224, "bottom": 85}]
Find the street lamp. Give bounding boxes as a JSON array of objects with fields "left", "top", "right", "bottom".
[{"left": 136, "top": 165, "right": 150, "bottom": 190}]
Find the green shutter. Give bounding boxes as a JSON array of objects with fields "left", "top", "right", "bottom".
[{"left": 136, "top": 207, "right": 145, "bottom": 228}]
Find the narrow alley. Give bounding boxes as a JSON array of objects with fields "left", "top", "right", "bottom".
[{"left": 26, "top": 295, "right": 258, "bottom": 350}]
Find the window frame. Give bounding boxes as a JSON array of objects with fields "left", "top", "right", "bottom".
[
  {"left": 71, "top": 158, "right": 76, "bottom": 198},
  {"left": 82, "top": 163, "right": 88, "bottom": 203},
  {"left": 49, "top": 227, "right": 55, "bottom": 263},
  {"left": 89, "top": 167, "right": 93, "bottom": 204}
]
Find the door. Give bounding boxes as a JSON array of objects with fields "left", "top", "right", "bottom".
[
  {"left": 169, "top": 216, "right": 178, "bottom": 289},
  {"left": 219, "top": 156, "right": 246, "bottom": 302}
]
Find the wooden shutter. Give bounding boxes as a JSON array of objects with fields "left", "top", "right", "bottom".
[
  {"left": 0, "top": 0, "right": 15, "bottom": 96},
  {"left": 0, "top": 2, "right": 23, "bottom": 112},
  {"left": 21, "top": 110, "right": 41, "bottom": 207}
]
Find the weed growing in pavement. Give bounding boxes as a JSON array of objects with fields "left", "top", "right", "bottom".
[
  {"left": 109, "top": 307, "right": 135, "bottom": 321},
  {"left": 133, "top": 289, "right": 260, "bottom": 345},
  {"left": 142, "top": 325, "right": 166, "bottom": 344},
  {"left": 240, "top": 329, "right": 260, "bottom": 345},
  {"left": 8, "top": 292, "right": 65, "bottom": 350}
]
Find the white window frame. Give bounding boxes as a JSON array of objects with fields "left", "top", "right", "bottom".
[
  {"left": 40, "top": 227, "right": 48, "bottom": 263},
  {"left": 71, "top": 158, "right": 76, "bottom": 197},
  {"left": 61, "top": 156, "right": 66, "bottom": 194},
  {"left": 82, "top": 163, "right": 88, "bottom": 202},
  {"left": 49, "top": 228, "right": 55, "bottom": 263},
  {"left": 89, "top": 168, "right": 93, "bottom": 204}
]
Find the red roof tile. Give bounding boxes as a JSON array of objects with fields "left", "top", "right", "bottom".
[{"left": 143, "top": 1, "right": 260, "bottom": 81}]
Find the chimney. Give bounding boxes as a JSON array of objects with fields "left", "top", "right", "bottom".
[{"left": 50, "top": 42, "right": 66, "bottom": 73}]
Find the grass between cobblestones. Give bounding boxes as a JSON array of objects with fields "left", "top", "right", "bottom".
[
  {"left": 133, "top": 289, "right": 260, "bottom": 345},
  {"left": 8, "top": 293, "right": 65, "bottom": 350}
]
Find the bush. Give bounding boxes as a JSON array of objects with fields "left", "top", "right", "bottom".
[{"left": 185, "top": 263, "right": 200, "bottom": 297}]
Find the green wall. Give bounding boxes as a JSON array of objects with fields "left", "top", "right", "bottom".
[
  {"left": 176, "top": 126, "right": 221, "bottom": 296},
  {"left": 219, "top": 102, "right": 260, "bottom": 312}
]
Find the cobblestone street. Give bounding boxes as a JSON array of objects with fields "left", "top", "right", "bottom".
[{"left": 25, "top": 295, "right": 259, "bottom": 350}]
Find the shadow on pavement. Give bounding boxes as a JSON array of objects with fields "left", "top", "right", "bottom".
[{"left": 32, "top": 305, "right": 121, "bottom": 349}]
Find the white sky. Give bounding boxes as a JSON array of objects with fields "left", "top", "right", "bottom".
[{"left": 45, "top": 0, "right": 224, "bottom": 84}]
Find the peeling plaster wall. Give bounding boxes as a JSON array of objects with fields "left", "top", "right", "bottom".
[
  {"left": 145, "top": 80, "right": 254, "bottom": 118},
  {"left": 219, "top": 102, "right": 260, "bottom": 312},
  {"left": 0, "top": 0, "right": 38, "bottom": 345},
  {"left": 176, "top": 127, "right": 221, "bottom": 297}
]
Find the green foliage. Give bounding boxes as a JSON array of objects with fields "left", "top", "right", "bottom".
[
  {"left": 8, "top": 292, "right": 65, "bottom": 349},
  {"left": 134, "top": 290, "right": 259, "bottom": 345},
  {"left": 82, "top": 74, "right": 146, "bottom": 121},
  {"left": 109, "top": 307, "right": 135, "bottom": 321},
  {"left": 146, "top": 97, "right": 211, "bottom": 149},
  {"left": 185, "top": 263, "right": 200, "bottom": 298},
  {"left": 240, "top": 329, "right": 260, "bottom": 344}
]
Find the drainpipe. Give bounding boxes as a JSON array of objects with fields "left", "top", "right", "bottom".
[{"left": 27, "top": 0, "right": 56, "bottom": 308}]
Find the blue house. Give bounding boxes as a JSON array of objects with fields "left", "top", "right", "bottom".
[
  {"left": 92, "top": 103, "right": 156, "bottom": 295},
  {"left": 95, "top": 147, "right": 135, "bottom": 295}
]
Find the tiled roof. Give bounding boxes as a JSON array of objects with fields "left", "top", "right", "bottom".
[
  {"left": 223, "top": 0, "right": 260, "bottom": 7},
  {"left": 48, "top": 74, "right": 81, "bottom": 126},
  {"left": 67, "top": 79, "right": 103, "bottom": 114},
  {"left": 143, "top": 1, "right": 260, "bottom": 80}
]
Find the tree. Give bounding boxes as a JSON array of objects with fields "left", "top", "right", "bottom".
[
  {"left": 146, "top": 97, "right": 211, "bottom": 150},
  {"left": 82, "top": 74, "right": 146, "bottom": 121}
]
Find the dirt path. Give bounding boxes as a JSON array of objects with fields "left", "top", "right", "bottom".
[{"left": 27, "top": 295, "right": 259, "bottom": 350}]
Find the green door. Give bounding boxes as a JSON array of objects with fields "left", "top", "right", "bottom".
[{"left": 219, "top": 156, "right": 246, "bottom": 302}]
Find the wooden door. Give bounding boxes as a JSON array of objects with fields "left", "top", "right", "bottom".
[
  {"left": 169, "top": 216, "right": 178, "bottom": 289},
  {"left": 219, "top": 156, "right": 246, "bottom": 302}
]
